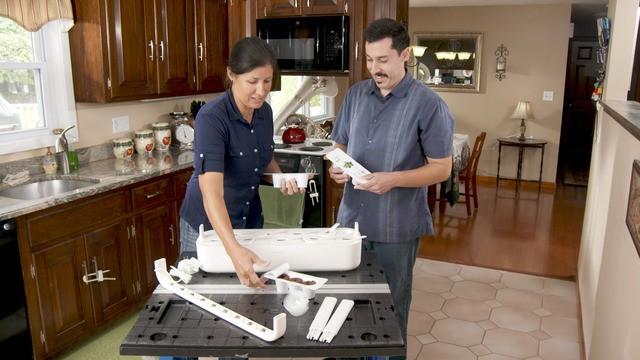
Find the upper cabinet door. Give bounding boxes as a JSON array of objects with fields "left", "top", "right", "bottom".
[
  {"left": 105, "top": 0, "right": 157, "bottom": 99},
  {"left": 303, "top": 0, "right": 346, "bottom": 15},
  {"left": 195, "top": 0, "right": 228, "bottom": 93},
  {"left": 257, "top": 0, "right": 301, "bottom": 18},
  {"left": 156, "top": 0, "right": 196, "bottom": 96}
]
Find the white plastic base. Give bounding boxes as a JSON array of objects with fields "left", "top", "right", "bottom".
[{"left": 196, "top": 225, "right": 362, "bottom": 273}]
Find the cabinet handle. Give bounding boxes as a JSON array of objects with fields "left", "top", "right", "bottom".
[
  {"left": 355, "top": 41, "right": 359, "bottom": 61},
  {"left": 263, "top": 6, "right": 267, "bottom": 17},
  {"left": 169, "top": 224, "right": 175, "bottom": 245},
  {"left": 159, "top": 41, "right": 165, "bottom": 61},
  {"left": 148, "top": 41, "right": 154, "bottom": 61},
  {"left": 198, "top": 43, "right": 203, "bottom": 61},
  {"left": 145, "top": 190, "right": 163, "bottom": 199},
  {"left": 132, "top": 283, "right": 137, "bottom": 294},
  {"left": 307, "top": 0, "right": 310, "bottom": 7},
  {"left": 344, "top": 0, "right": 348, "bottom": 13},
  {"left": 295, "top": 0, "right": 298, "bottom": 8},
  {"left": 92, "top": 256, "right": 99, "bottom": 274}
]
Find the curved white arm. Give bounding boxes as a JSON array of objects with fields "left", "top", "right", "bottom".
[
  {"left": 273, "top": 76, "right": 338, "bottom": 133},
  {"left": 154, "top": 258, "right": 287, "bottom": 342}
]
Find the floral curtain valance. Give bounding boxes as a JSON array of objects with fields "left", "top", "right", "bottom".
[{"left": 0, "top": 0, "right": 73, "bottom": 32}]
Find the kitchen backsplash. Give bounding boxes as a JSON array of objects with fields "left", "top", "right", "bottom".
[{"left": 0, "top": 143, "right": 112, "bottom": 179}]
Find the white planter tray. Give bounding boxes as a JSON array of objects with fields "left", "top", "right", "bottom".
[{"left": 196, "top": 224, "right": 363, "bottom": 273}]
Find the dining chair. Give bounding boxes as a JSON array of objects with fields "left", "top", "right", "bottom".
[{"left": 458, "top": 132, "right": 487, "bottom": 215}]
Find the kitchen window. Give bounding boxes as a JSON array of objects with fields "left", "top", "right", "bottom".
[
  {"left": 0, "top": 17, "right": 77, "bottom": 155},
  {"left": 269, "top": 75, "right": 335, "bottom": 122}
]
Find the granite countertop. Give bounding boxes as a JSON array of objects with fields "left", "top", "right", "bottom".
[{"left": 0, "top": 147, "right": 194, "bottom": 221}]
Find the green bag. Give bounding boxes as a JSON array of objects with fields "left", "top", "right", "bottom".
[{"left": 258, "top": 185, "right": 305, "bottom": 228}]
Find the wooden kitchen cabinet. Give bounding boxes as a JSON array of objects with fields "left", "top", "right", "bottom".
[
  {"left": 195, "top": 0, "right": 229, "bottom": 93},
  {"left": 227, "top": 0, "right": 248, "bottom": 50},
  {"left": 84, "top": 221, "right": 135, "bottom": 325},
  {"left": 70, "top": 0, "right": 228, "bottom": 102},
  {"left": 348, "top": 0, "right": 409, "bottom": 85},
  {"left": 133, "top": 204, "right": 178, "bottom": 297},
  {"left": 31, "top": 236, "right": 93, "bottom": 357},
  {"left": 27, "top": 217, "right": 133, "bottom": 358},
  {"left": 323, "top": 160, "right": 344, "bottom": 226},
  {"left": 17, "top": 169, "right": 191, "bottom": 359},
  {"left": 256, "top": 0, "right": 347, "bottom": 18}
]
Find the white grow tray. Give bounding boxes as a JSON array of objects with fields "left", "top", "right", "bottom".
[{"left": 196, "top": 224, "right": 363, "bottom": 273}]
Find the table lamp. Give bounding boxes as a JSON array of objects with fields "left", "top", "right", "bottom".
[{"left": 511, "top": 101, "right": 534, "bottom": 141}]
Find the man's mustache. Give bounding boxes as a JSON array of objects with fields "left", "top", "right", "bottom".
[{"left": 374, "top": 72, "right": 388, "bottom": 78}]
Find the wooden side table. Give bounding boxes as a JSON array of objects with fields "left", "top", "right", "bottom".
[{"left": 496, "top": 137, "right": 547, "bottom": 193}]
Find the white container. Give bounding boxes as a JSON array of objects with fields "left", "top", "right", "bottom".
[
  {"left": 112, "top": 138, "right": 134, "bottom": 159},
  {"left": 152, "top": 122, "right": 172, "bottom": 151},
  {"left": 266, "top": 173, "right": 312, "bottom": 188},
  {"left": 134, "top": 129, "right": 154, "bottom": 155},
  {"left": 196, "top": 226, "right": 362, "bottom": 273}
]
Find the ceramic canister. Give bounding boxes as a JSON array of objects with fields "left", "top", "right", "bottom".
[
  {"left": 152, "top": 122, "right": 172, "bottom": 151},
  {"left": 112, "top": 138, "right": 134, "bottom": 159},
  {"left": 134, "top": 129, "right": 154, "bottom": 155}
]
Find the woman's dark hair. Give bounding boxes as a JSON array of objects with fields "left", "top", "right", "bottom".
[
  {"left": 228, "top": 37, "right": 278, "bottom": 78},
  {"left": 364, "top": 18, "right": 410, "bottom": 54}
]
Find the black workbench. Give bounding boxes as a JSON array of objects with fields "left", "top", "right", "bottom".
[{"left": 120, "top": 251, "right": 405, "bottom": 358}]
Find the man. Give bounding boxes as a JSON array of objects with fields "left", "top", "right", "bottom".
[{"left": 329, "top": 18, "right": 454, "bottom": 351}]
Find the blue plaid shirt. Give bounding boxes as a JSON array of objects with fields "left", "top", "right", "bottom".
[{"left": 331, "top": 73, "right": 454, "bottom": 242}]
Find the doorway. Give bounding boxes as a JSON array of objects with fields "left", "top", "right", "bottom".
[{"left": 557, "top": 4, "right": 607, "bottom": 186}]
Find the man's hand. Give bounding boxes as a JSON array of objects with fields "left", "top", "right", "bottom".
[
  {"left": 227, "top": 244, "right": 270, "bottom": 288},
  {"left": 328, "top": 165, "right": 351, "bottom": 184},
  {"left": 354, "top": 172, "right": 397, "bottom": 195}
]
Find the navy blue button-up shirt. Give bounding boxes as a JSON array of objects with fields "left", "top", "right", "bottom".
[
  {"left": 332, "top": 73, "right": 454, "bottom": 242},
  {"left": 180, "top": 89, "right": 275, "bottom": 231}
]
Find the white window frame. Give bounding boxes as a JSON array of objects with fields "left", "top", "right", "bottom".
[
  {"left": 269, "top": 75, "right": 335, "bottom": 123},
  {"left": 0, "top": 19, "right": 78, "bottom": 155}
]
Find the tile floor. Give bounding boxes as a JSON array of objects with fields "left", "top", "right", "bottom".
[
  {"left": 63, "top": 258, "right": 582, "bottom": 360},
  {"left": 406, "top": 258, "right": 581, "bottom": 360}
]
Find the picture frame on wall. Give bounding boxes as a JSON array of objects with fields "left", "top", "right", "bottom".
[{"left": 625, "top": 160, "right": 640, "bottom": 257}]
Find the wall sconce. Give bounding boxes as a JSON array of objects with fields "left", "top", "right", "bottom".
[{"left": 495, "top": 44, "right": 509, "bottom": 81}]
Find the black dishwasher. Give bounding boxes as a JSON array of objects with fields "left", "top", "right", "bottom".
[{"left": 0, "top": 219, "right": 32, "bottom": 357}]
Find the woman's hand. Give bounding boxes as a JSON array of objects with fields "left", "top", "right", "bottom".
[
  {"left": 328, "top": 165, "right": 351, "bottom": 184},
  {"left": 279, "top": 178, "right": 306, "bottom": 195},
  {"left": 227, "top": 244, "right": 270, "bottom": 288}
]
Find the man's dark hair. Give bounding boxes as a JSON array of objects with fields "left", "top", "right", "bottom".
[
  {"left": 228, "top": 37, "right": 279, "bottom": 76},
  {"left": 364, "top": 18, "right": 410, "bottom": 54}
]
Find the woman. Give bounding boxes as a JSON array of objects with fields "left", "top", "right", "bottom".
[{"left": 180, "top": 37, "right": 302, "bottom": 288}]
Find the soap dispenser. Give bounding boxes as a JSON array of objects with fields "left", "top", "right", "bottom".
[{"left": 42, "top": 147, "right": 58, "bottom": 175}]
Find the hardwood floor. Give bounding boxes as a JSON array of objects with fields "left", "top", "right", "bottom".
[{"left": 419, "top": 180, "right": 586, "bottom": 280}]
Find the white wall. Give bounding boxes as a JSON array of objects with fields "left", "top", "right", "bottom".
[
  {"left": 577, "top": 0, "right": 640, "bottom": 358},
  {"left": 409, "top": 4, "right": 571, "bottom": 183}
]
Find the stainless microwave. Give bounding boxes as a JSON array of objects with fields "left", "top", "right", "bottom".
[{"left": 257, "top": 16, "right": 349, "bottom": 73}]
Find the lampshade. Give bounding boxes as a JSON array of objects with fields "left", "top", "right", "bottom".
[
  {"left": 411, "top": 45, "right": 427, "bottom": 57},
  {"left": 511, "top": 101, "right": 534, "bottom": 120}
]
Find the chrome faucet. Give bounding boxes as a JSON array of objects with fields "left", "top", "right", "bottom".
[{"left": 54, "top": 125, "right": 76, "bottom": 174}]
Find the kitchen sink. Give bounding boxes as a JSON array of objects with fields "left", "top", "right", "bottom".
[{"left": 0, "top": 177, "right": 100, "bottom": 200}]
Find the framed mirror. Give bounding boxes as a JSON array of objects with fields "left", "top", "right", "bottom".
[{"left": 411, "top": 33, "right": 483, "bottom": 93}]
